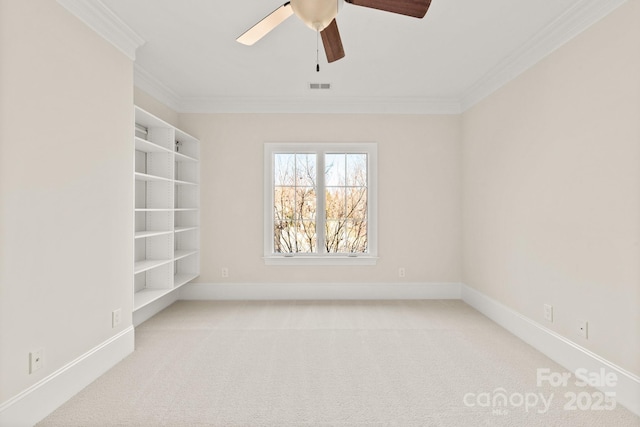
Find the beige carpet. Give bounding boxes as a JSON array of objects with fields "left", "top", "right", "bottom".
[{"left": 39, "top": 300, "right": 639, "bottom": 426}]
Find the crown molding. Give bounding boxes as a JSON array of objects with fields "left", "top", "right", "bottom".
[
  {"left": 134, "top": 65, "right": 183, "bottom": 112},
  {"left": 57, "top": 0, "right": 145, "bottom": 60},
  {"left": 459, "top": 0, "right": 629, "bottom": 112},
  {"left": 174, "top": 95, "right": 462, "bottom": 115}
]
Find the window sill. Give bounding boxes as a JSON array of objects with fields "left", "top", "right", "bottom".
[{"left": 264, "top": 255, "right": 378, "bottom": 266}]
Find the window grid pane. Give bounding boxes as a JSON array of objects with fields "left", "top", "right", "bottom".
[
  {"left": 274, "top": 153, "right": 317, "bottom": 253},
  {"left": 324, "top": 153, "right": 368, "bottom": 254}
]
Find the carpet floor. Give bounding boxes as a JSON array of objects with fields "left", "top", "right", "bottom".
[{"left": 38, "top": 300, "right": 639, "bottom": 426}]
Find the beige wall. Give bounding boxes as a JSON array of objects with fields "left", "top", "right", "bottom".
[
  {"left": 462, "top": 0, "right": 640, "bottom": 375},
  {"left": 179, "top": 113, "right": 462, "bottom": 284},
  {"left": 0, "top": 0, "right": 133, "bottom": 402}
]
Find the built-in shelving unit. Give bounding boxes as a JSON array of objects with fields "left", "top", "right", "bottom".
[{"left": 134, "top": 106, "right": 200, "bottom": 312}]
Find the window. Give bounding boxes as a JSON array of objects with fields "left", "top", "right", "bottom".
[{"left": 264, "top": 143, "right": 377, "bottom": 265}]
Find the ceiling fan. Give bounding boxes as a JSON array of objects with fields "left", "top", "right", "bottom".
[{"left": 237, "top": 0, "right": 432, "bottom": 64}]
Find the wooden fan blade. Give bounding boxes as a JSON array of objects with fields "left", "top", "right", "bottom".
[
  {"left": 236, "top": 2, "right": 293, "bottom": 45},
  {"left": 321, "top": 19, "right": 345, "bottom": 63},
  {"left": 345, "top": 0, "right": 431, "bottom": 18}
]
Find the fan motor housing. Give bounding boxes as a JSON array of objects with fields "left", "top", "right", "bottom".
[{"left": 290, "top": 0, "right": 344, "bottom": 31}]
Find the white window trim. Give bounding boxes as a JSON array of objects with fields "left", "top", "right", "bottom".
[{"left": 264, "top": 142, "right": 378, "bottom": 266}]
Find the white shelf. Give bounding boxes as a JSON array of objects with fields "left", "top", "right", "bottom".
[
  {"left": 175, "top": 226, "right": 198, "bottom": 234},
  {"left": 134, "top": 288, "right": 173, "bottom": 311},
  {"left": 174, "top": 179, "right": 198, "bottom": 186},
  {"left": 135, "top": 172, "right": 173, "bottom": 183},
  {"left": 132, "top": 274, "right": 197, "bottom": 311},
  {"left": 174, "top": 250, "right": 198, "bottom": 261},
  {"left": 135, "top": 230, "right": 173, "bottom": 239},
  {"left": 135, "top": 137, "right": 172, "bottom": 154},
  {"left": 174, "top": 273, "right": 199, "bottom": 288},
  {"left": 134, "top": 258, "right": 173, "bottom": 274},
  {"left": 134, "top": 106, "right": 200, "bottom": 315},
  {"left": 135, "top": 106, "right": 174, "bottom": 130},
  {"left": 175, "top": 128, "right": 199, "bottom": 145},
  {"left": 175, "top": 152, "right": 198, "bottom": 162},
  {"left": 136, "top": 172, "right": 197, "bottom": 186},
  {"left": 136, "top": 208, "right": 197, "bottom": 212}
]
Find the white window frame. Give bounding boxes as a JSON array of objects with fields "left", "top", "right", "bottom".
[{"left": 264, "top": 142, "right": 378, "bottom": 266}]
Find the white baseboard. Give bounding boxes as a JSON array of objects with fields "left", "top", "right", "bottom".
[
  {"left": 0, "top": 326, "right": 135, "bottom": 427},
  {"left": 461, "top": 284, "right": 640, "bottom": 417},
  {"left": 179, "top": 282, "right": 462, "bottom": 301}
]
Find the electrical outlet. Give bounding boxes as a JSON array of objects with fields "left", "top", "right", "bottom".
[
  {"left": 543, "top": 304, "right": 553, "bottom": 322},
  {"left": 577, "top": 319, "right": 588, "bottom": 339},
  {"left": 112, "top": 308, "right": 122, "bottom": 328},
  {"left": 221, "top": 267, "right": 229, "bottom": 278},
  {"left": 398, "top": 268, "right": 406, "bottom": 278},
  {"left": 29, "top": 349, "right": 43, "bottom": 374}
]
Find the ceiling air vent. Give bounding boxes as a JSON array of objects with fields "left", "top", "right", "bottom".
[{"left": 309, "top": 83, "right": 331, "bottom": 90}]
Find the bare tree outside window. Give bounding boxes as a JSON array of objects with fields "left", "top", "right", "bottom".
[
  {"left": 325, "top": 153, "right": 368, "bottom": 253},
  {"left": 274, "top": 153, "right": 317, "bottom": 253},
  {"left": 273, "top": 152, "right": 368, "bottom": 254}
]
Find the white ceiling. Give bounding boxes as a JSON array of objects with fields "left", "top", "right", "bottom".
[{"left": 93, "top": 0, "right": 623, "bottom": 113}]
